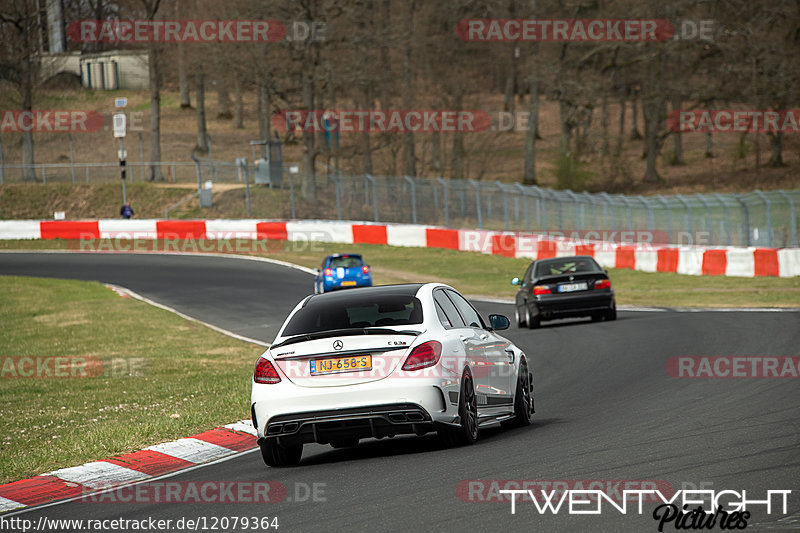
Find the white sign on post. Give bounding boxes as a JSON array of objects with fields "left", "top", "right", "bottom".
[
  {"left": 115, "top": 97, "right": 127, "bottom": 108},
  {"left": 113, "top": 113, "right": 126, "bottom": 138}
]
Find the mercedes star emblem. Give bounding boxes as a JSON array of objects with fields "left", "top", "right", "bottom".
[{"left": 333, "top": 340, "right": 343, "bottom": 351}]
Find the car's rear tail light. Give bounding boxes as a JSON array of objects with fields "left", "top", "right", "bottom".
[
  {"left": 254, "top": 357, "right": 281, "bottom": 384},
  {"left": 323, "top": 268, "right": 333, "bottom": 276},
  {"left": 594, "top": 279, "right": 611, "bottom": 290},
  {"left": 362, "top": 265, "right": 370, "bottom": 274},
  {"left": 533, "top": 285, "right": 551, "bottom": 295},
  {"left": 402, "top": 341, "right": 442, "bottom": 371}
]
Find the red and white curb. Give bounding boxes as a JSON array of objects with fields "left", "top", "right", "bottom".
[
  {"left": 1, "top": 219, "right": 798, "bottom": 277},
  {"left": 0, "top": 421, "right": 258, "bottom": 513}
]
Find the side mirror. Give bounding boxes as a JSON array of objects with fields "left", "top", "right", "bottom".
[
  {"left": 511, "top": 277, "right": 520, "bottom": 286},
  {"left": 314, "top": 268, "right": 320, "bottom": 275},
  {"left": 604, "top": 269, "right": 608, "bottom": 275},
  {"left": 488, "top": 314, "right": 510, "bottom": 331}
]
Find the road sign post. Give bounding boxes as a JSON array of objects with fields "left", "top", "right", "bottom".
[{"left": 113, "top": 112, "right": 127, "bottom": 206}]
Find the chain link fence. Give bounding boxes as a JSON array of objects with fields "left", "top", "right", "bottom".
[{"left": 2, "top": 160, "right": 797, "bottom": 248}]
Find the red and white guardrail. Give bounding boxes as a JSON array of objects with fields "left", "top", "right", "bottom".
[{"left": 0, "top": 219, "right": 798, "bottom": 277}]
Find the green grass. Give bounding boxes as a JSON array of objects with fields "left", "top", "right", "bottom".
[
  {"left": 2, "top": 241, "right": 797, "bottom": 308},
  {"left": 0, "top": 275, "right": 261, "bottom": 484}
]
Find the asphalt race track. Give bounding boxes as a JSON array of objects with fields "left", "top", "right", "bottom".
[{"left": 1, "top": 252, "right": 799, "bottom": 532}]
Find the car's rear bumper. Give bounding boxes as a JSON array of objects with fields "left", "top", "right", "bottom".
[
  {"left": 531, "top": 291, "right": 614, "bottom": 320},
  {"left": 256, "top": 403, "right": 438, "bottom": 446},
  {"left": 251, "top": 376, "right": 456, "bottom": 444},
  {"left": 322, "top": 277, "right": 373, "bottom": 291}
]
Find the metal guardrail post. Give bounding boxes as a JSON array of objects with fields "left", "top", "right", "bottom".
[
  {"left": 695, "top": 194, "right": 714, "bottom": 245},
  {"left": 468, "top": 179, "right": 481, "bottom": 229},
  {"left": 734, "top": 194, "right": 751, "bottom": 246},
  {"left": 581, "top": 192, "right": 598, "bottom": 230},
  {"left": 675, "top": 194, "right": 692, "bottom": 243},
  {"left": 531, "top": 186, "right": 547, "bottom": 230},
  {"left": 190, "top": 154, "right": 202, "bottom": 196},
  {"left": 598, "top": 192, "right": 614, "bottom": 231},
  {"left": 777, "top": 190, "right": 796, "bottom": 247},
  {"left": 514, "top": 183, "right": 528, "bottom": 230},
  {"left": 85, "top": 165, "right": 90, "bottom": 184},
  {"left": 42, "top": 166, "right": 47, "bottom": 185},
  {"left": 656, "top": 195, "right": 672, "bottom": 244},
  {"left": 712, "top": 193, "right": 731, "bottom": 246},
  {"left": 436, "top": 177, "right": 449, "bottom": 227},
  {"left": 753, "top": 190, "right": 772, "bottom": 247},
  {"left": 637, "top": 195, "right": 654, "bottom": 232},
  {"left": 366, "top": 174, "right": 379, "bottom": 222},
  {"left": 404, "top": 175, "right": 417, "bottom": 225},
  {"left": 69, "top": 133, "right": 76, "bottom": 184},
  {"left": 564, "top": 189, "right": 581, "bottom": 230},
  {"left": 617, "top": 194, "right": 634, "bottom": 232},
  {"left": 496, "top": 180, "right": 510, "bottom": 231}
]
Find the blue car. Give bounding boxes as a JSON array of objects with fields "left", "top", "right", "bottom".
[{"left": 314, "top": 254, "right": 373, "bottom": 294}]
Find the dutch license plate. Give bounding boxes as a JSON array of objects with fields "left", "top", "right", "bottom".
[
  {"left": 341, "top": 281, "right": 357, "bottom": 286},
  {"left": 558, "top": 282, "right": 588, "bottom": 293},
  {"left": 310, "top": 355, "right": 372, "bottom": 375}
]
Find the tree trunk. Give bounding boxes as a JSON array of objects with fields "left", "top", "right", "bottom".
[
  {"left": 559, "top": 100, "right": 573, "bottom": 156},
  {"left": 705, "top": 132, "right": 713, "bottom": 158},
  {"left": 175, "top": 0, "right": 190, "bottom": 108},
  {"left": 147, "top": 42, "right": 162, "bottom": 180},
  {"left": 233, "top": 77, "right": 244, "bottom": 129},
  {"left": 601, "top": 91, "right": 610, "bottom": 156},
  {"left": 523, "top": 76, "right": 539, "bottom": 185},
  {"left": 21, "top": 43, "right": 36, "bottom": 182},
  {"left": 258, "top": 81, "right": 271, "bottom": 141},
  {"left": 642, "top": 95, "right": 663, "bottom": 183},
  {"left": 767, "top": 131, "right": 785, "bottom": 167},
  {"left": 450, "top": 91, "right": 465, "bottom": 179},
  {"left": 630, "top": 91, "right": 642, "bottom": 140},
  {"left": 301, "top": 66, "right": 316, "bottom": 202},
  {"left": 401, "top": 1, "right": 417, "bottom": 176},
  {"left": 616, "top": 98, "right": 626, "bottom": 155},
  {"left": 670, "top": 97, "right": 685, "bottom": 165},
  {"left": 194, "top": 69, "right": 208, "bottom": 154},
  {"left": 431, "top": 132, "right": 442, "bottom": 173},
  {"left": 360, "top": 87, "right": 373, "bottom": 175},
  {"left": 216, "top": 80, "right": 232, "bottom": 119}
]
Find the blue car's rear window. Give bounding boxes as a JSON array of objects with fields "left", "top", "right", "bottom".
[
  {"left": 328, "top": 256, "right": 364, "bottom": 269},
  {"left": 282, "top": 294, "right": 422, "bottom": 335}
]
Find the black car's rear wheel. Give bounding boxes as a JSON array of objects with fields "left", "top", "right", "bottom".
[
  {"left": 439, "top": 372, "right": 478, "bottom": 446},
  {"left": 605, "top": 300, "right": 617, "bottom": 321},
  {"left": 260, "top": 440, "right": 303, "bottom": 467},
  {"left": 515, "top": 305, "right": 527, "bottom": 327},
  {"left": 526, "top": 306, "right": 541, "bottom": 329}
]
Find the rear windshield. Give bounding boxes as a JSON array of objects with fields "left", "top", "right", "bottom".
[
  {"left": 328, "top": 256, "right": 364, "bottom": 269},
  {"left": 535, "top": 258, "right": 600, "bottom": 277},
  {"left": 282, "top": 295, "right": 423, "bottom": 335}
]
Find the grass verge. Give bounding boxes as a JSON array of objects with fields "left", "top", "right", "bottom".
[
  {"left": 0, "top": 275, "right": 260, "bottom": 484},
  {"left": 1, "top": 240, "right": 799, "bottom": 308}
]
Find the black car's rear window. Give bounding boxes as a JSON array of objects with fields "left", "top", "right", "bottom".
[
  {"left": 282, "top": 294, "right": 423, "bottom": 335},
  {"left": 535, "top": 258, "right": 600, "bottom": 277}
]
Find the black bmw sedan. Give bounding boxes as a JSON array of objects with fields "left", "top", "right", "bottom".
[{"left": 512, "top": 255, "right": 616, "bottom": 328}]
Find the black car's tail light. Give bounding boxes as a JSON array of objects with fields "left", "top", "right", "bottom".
[
  {"left": 254, "top": 357, "right": 281, "bottom": 384},
  {"left": 594, "top": 279, "right": 611, "bottom": 290},
  {"left": 533, "top": 285, "right": 551, "bottom": 295},
  {"left": 402, "top": 341, "right": 442, "bottom": 370}
]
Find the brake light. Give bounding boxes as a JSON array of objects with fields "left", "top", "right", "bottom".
[
  {"left": 362, "top": 265, "right": 370, "bottom": 274},
  {"left": 533, "top": 285, "right": 551, "bottom": 295},
  {"left": 254, "top": 357, "right": 281, "bottom": 384},
  {"left": 323, "top": 268, "right": 333, "bottom": 276},
  {"left": 402, "top": 341, "right": 442, "bottom": 371},
  {"left": 594, "top": 279, "right": 611, "bottom": 290}
]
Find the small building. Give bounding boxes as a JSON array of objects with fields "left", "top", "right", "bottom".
[{"left": 38, "top": 50, "right": 149, "bottom": 91}]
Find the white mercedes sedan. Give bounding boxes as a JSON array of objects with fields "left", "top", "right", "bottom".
[{"left": 251, "top": 283, "right": 534, "bottom": 467}]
